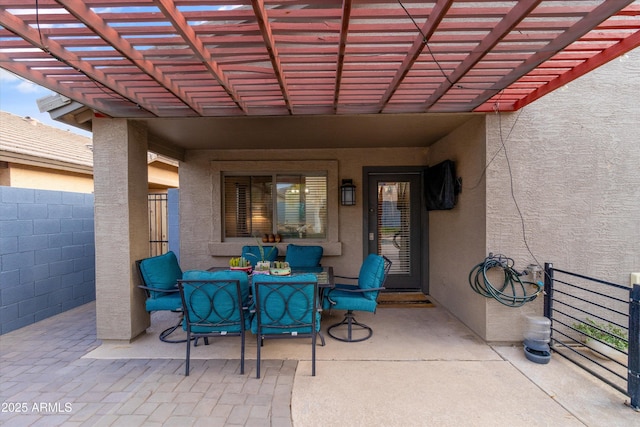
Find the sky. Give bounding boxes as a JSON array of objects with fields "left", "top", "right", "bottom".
[{"left": 0, "top": 68, "right": 92, "bottom": 138}]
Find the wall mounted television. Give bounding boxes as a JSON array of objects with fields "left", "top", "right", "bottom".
[{"left": 424, "top": 160, "right": 459, "bottom": 211}]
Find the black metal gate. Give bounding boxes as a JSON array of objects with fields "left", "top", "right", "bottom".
[
  {"left": 544, "top": 263, "right": 639, "bottom": 410},
  {"left": 148, "top": 193, "right": 168, "bottom": 256}
]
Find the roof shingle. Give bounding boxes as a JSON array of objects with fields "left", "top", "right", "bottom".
[{"left": 0, "top": 111, "right": 93, "bottom": 168}]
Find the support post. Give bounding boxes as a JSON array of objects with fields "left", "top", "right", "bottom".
[
  {"left": 544, "top": 263, "right": 554, "bottom": 345},
  {"left": 543, "top": 263, "right": 553, "bottom": 319},
  {"left": 629, "top": 284, "right": 640, "bottom": 410},
  {"left": 93, "top": 118, "right": 150, "bottom": 341}
]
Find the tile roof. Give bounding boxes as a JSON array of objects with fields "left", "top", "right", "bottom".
[{"left": 0, "top": 110, "right": 93, "bottom": 169}]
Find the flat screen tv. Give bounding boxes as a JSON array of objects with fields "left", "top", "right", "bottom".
[{"left": 424, "top": 160, "right": 457, "bottom": 211}]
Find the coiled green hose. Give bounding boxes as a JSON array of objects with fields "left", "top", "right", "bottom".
[{"left": 468, "top": 254, "right": 543, "bottom": 307}]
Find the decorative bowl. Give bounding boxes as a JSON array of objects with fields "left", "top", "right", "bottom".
[{"left": 269, "top": 267, "right": 291, "bottom": 276}]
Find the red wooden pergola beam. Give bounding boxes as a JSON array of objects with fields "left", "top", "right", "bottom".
[
  {"left": 377, "top": 0, "right": 454, "bottom": 113},
  {"left": 0, "top": 7, "right": 160, "bottom": 116},
  {"left": 511, "top": 29, "right": 640, "bottom": 111},
  {"left": 422, "top": 0, "right": 543, "bottom": 111},
  {"left": 2, "top": 1, "right": 638, "bottom": 118},
  {"left": 251, "top": 0, "right": 293, "bottom": 113},
  {"left": 471, "top": 0, "right": 638, "bottom": 112},
  {"left": 153, "top": 0, "right": 247, "bottom": 114},
  {"left": 0, "top": 52, "right": 147, "bottom": 118},
  {"left": 54, "top": 0, "right": 224, "bottom": 117},
  {"left": 333, "top": 0, "right": 352, "bottom": 111}
]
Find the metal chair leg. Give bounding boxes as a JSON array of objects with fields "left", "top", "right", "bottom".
[
  {"left": 158, "top": 311, "right": 196, "bottom": 344},
  {"left": 159, "top": 316, "right": 187, "bottom": 343},
  {"left": 327, "top": 310, "right": 373, "bottom": 342}
]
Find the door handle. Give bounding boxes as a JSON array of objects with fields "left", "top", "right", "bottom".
[{"left": 369, "top": 232, "right": 374, "bottom": 241}]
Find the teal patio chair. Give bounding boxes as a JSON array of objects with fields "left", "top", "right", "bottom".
[
  {"left": 284, "top": 244, "right": 323, "bottom": 268},
  {"left": 178, "top": 270, "right": 252, "bottom": 376},
  {"left": 252, "top": 274, "right": 320, "bottom": 378},
  {"left": 136, "top": 251, "right": 184, "bottom": 343},
  {"left": 323, "top": 254, "right": 392, "bottom": 342}
]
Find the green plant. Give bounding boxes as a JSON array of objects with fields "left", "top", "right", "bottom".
[
  {"left": 247, "top": 236, "right": 277, "bottom": 263},
  {"left": 573, "top": 318, "right": 628, "bottom": 351}
]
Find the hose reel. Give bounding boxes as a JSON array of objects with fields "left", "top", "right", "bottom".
[{"left": 468, "top": 253, "right": 543, "bottom": 307}]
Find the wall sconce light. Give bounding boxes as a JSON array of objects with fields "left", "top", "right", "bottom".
[{"left": 340, "top": 179, "right": 356, "bottom": 206}]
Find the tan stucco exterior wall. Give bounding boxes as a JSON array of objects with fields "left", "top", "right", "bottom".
[
  {"left": 481, "top": 48, "right": 640, "bottom": 342},
  {"left": 178, "top": 147, "right": 430, "bottom": 276},
  {"left": 91, "top": 48, "right": 639, "bottom": 343},
  {"left": 424, "top": 49, "right": 639, "bottom": 343},
  {"left": 3, "top": 162, "right": 176, "bottom": 193},
  {"left": 148, "top": 162, "right": 179, "bottom": 189},
  {"left": 93, "top": 119, "right": 151, "bottom": 341},
  {"left": 3, "top": 164, "right": 94, "bottom": 193},
  {"left": 427, "top": 116, "right": 489, "bottom": 339}
]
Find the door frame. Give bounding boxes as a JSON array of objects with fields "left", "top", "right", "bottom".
[{"left": 362, "top": 166, "right": 429, "bottom": 294}]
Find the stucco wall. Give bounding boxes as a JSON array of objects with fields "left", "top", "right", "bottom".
[
  {"left": 6, "top": 164, "right": 94, "bottom": 193},
  {"left": 93, "top": 119, "right": 150, "bottom": 340},
  {"left": 148, "top": 162, "right": 179, "bottom": 189},
  {"left": 179, "top": 147, "right": 429, "bottom": 275},
  {"left": 2, "top": 161, "right": 176, "bottom": 194},
  {"left": 427, "top": 116, "right": 489, "bottom": 339},
  {"left": 483, "top": 48, "right": 640, "bottom": 342},
  {"left": 176, "top": 50, "right": 639, "bottom": 344}
]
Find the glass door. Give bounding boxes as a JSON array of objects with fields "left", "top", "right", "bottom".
[{"left": 367, "top": 172, "right": 423, "bottom": 291}]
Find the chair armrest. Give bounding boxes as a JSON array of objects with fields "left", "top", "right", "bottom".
[
  {"left": 334, "top": 275, "right": 358, "bottom": 280},
  {"left": 138, "top": 284, "right": 179, "bottom": 294}
]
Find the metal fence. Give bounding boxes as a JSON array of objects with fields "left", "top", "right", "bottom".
[
  {"left": 544, "top": 263, "right": 639, "bottom": 410},
  {"left": 148, "top": 193, "right": 168, "bottom": 256}
]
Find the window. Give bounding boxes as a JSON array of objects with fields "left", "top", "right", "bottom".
[
  {"left": 210, "top": 160, "right": 339, "bottom": 255},
  {"left": 224, "top": 173, "right": 327, "bottom": 240}
]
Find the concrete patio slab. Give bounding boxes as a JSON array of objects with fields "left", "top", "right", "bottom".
[
  {"left": 293, "top": 359, "right": 584, "bottom": 427},
  {"left": 1, "top": 302, "right": 637, "bottom": 426},
  {"left": 86, "top": 306, "right": 500, "bottom": 363}
]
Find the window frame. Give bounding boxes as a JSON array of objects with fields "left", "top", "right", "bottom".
[
  {"left": 222, "top": 172, "right": 328, "bottom": 240},
  {"left": 210, "top": 160, "right": 340, "bottom": 255}
]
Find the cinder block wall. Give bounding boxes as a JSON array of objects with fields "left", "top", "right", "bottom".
[{"left": 0, "top": 186, "right": 96, "bottom": 334}]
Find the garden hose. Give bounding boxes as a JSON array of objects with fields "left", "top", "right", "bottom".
[{"left": 468, "top": 254, "right": 543, "bottom": 307}]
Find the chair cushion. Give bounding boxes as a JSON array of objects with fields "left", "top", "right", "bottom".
[
  {"left": 251, "top": 274, "right": 321, "bottom": 334},
  {"left": 322, "top": 254, "right": 386, "bottom": 311},
  {"left": 322, "top": 289, "right": 379, "bottom": 312},
  {"left": 285, "top": 244, "right": 323, "bottom": 268},
  {"left": 182, "top": 270, "right": 252, "bottom": 331},
  {"left": 242, "top": 245, "right": 279, "bottom": 263},
  {"left": 358, "top": 254, "right": 386, "bottom": 300},
  {"left": 138, "top": 251, "right": 183, "bottom": 299},
  {"left": 145, "top": 293, "right": 182, "bottom": 312}
]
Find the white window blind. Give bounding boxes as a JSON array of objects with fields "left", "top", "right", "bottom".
[
  {"left": 223, "top": 176, "right": 272, "bottom": 237},
  {"left": 224, "top": 173, "right": 327, "bottom": 239},
  {"left": 378, "top": 182, "right": 411, "bottom": 275}
]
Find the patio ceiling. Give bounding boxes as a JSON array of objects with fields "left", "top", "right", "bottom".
[{"left": 1, "top": 1, "right": 639, "bottom": 148}]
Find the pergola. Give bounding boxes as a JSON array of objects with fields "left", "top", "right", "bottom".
[{"left": 1, "top": 1, "right": 639, "bottom": 129}]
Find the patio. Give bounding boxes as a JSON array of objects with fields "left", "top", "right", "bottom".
[{"left": 1, "top": 301, "right": 636, "bottom": 426}]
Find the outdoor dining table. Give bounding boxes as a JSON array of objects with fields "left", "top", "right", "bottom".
[
  {"left": 207, "top": 265, "right": 334, "bottom": 289},
  {"left": 207, "top": 265, "right": 334, "bottom": 346}
]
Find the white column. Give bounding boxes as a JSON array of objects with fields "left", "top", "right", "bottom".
[{"left": 93, "top": 118, "right": 150, "bottom": 341}]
